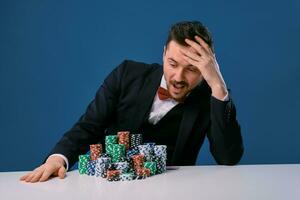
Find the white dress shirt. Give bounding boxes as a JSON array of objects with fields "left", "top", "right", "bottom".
[{"left": 148, "top": 75, "right": 179, "bottom": 125}]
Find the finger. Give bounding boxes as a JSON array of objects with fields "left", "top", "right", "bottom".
[
  {"left": 39, "top": 168, "right": 54, "bottom": 182},
  {"left": 185, "top": 38, "right": 209, "bottom": 57},
  {"left": 30, "top": 170, "right": 44, "bottom": 183},
  {"left": 57, "top": 166, "right": 66, "bottom": 179},
  {"left": 182, "top": 54, "right": 200, "bottom": 69},
  {"left": 20, "top": 173, "right": 30, "bottom": 181},
  {"left": 180, "top": 49, "right": 202, "bottom": 62},
  {"left": 194, "top": 35, "right": 213, "bottom": 55},
  {"left": 24, "top": 173, "right": 35, "bottom": 182}
]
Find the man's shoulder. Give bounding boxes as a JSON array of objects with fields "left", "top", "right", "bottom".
[{"left": 119, "top": 59, "right": 161, "bottom": 73}]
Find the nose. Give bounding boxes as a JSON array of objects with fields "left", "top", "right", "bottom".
[{"left": 173, "top": 67, "right": 184, "bottom": 82}]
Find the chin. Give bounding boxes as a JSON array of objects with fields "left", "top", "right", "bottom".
[
  {"left": 170, "top": 92, "right": 186, "bottom": 101},
  {"left": 168, "top": 85, "right": 189, "bottom": 100}
]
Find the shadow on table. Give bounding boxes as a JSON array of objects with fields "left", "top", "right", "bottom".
[{"left": 165, "top": 166, "right": 180, "bottom": 174}]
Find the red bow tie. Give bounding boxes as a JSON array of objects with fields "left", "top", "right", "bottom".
[
  {"left": 157, "top": 87, "right": 185, "bottom": 103},
  {"left": 157, "top": 87, "right": 171, "bottom": 100}
]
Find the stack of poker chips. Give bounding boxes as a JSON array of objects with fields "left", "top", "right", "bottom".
[
  {"left": 78, "top": 155, "right": 89, "bottom": 174},
  {"left": 95, "top": 154, "right": 111, "bottom": 178},
  {"left": 90, "top": 144, "right": 102, "bottom": 160},
  {"left": 118, "top": 131, "right": 130, "bottom": 150},
  {"left": 153, "top": 145, "right": 167, "bottom": 174},
  {"left": 78, "top": 131, "right": 167, "bottom": 181}
]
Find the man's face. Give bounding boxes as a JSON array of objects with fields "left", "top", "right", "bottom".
[{"left": 163, "top": 40, "right": 203, "bottom": 101}]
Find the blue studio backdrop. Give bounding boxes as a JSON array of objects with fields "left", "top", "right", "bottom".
[{"left": 1, "top": 0, "right": 299, "bottom": 171}]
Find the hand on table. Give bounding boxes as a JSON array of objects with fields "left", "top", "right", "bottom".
[{"left": 20, "top": 155, "right": 66, "bottom": 183}]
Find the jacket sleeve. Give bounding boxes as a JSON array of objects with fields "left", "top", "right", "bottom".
[
  {"left": 207, "top": 95, "right": 244, "bottom": 165},
  {"left": 47, "top": 61, "right": 126, "bottom": 168}
]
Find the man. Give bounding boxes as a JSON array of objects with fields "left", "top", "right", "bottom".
[{"left": 20, "top": 21, "right": 243, "bottom": 183}]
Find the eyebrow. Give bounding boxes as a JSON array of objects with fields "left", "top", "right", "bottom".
[
  {"left": 168, "top": 57, "right": 194, "bottom": 67},
  {"left": 168, "top": 58, "right": 177, "bottom": 63}
]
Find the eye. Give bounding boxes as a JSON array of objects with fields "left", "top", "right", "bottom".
[
  {"left": 187, "top": 67, "right": 197, "bottom": 72},
  {"left": 169, "top": 62, "right": 176, "bottom": 67}
]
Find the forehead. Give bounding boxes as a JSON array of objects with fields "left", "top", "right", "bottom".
[{"left": 165, "top": 40, "right": 197, "bottom": 66}]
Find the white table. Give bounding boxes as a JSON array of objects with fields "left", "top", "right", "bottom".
[{"left": 1, "top": 164, "right": 299, "bottom": 200}]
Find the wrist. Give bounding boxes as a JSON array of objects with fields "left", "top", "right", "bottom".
[
  {"left": 211, "top": 84, "right": 228, "bottom": 100},
  {"left": 47, "top": 155, "right": 65, "bottom": 166}
]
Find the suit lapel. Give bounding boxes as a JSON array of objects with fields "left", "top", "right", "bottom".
[{"left": 130, "top": 66, "right": 163, "bottom": 132}]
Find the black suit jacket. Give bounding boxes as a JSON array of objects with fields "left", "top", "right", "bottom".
[{"left": 49, "top": 60, "right": 244, "bottom": 167}]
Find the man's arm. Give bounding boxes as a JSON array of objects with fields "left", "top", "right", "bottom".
[
  {"left": 179, "top": 35, "right": 244, "bottom": 165},
  {"left": 207, "top": 95, "right": 244, "bottom": 165},
  {"left": 48, "top": 62, "right": 124, "bottom": 166},
  {"left": 20, "top": 61, "right": 126, "bottom": 182}
]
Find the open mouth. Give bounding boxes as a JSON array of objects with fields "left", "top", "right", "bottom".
[
  {"left": 171, "top": 83, "right": 186, "bottom": 94},
  {"left": 173, "top": 83, "right": 185, "bottom": 89}
]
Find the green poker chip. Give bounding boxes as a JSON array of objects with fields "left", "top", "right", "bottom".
[
  {"left": 112, "top": 144, "right": 125, "bottom": 162},
  {"left": 78, "top": 155, "right": 90, "bottom": 175},
  {"left": 144, "top": 161, "right": 157, "bottom": 175},
  {"left": 105, "top": 135, "right": 118, "bottom": 145}
]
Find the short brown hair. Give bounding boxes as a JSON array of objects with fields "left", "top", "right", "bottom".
[{"left": 165, "top": 21, "right": 214, "bottom": 53}]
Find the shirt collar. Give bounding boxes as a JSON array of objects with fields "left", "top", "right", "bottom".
[{"left": 160, "top": 75, "right": 168, "bottom": 89}]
